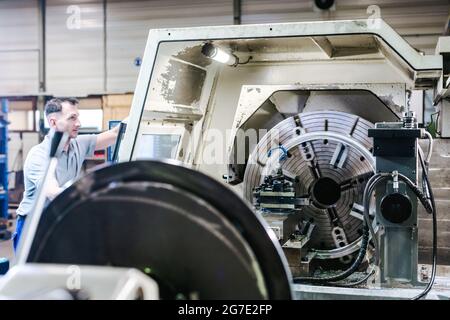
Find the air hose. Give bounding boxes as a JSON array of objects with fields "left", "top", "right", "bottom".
[{"left": 411, "top": 149, "right": 437, "bottom": 300}]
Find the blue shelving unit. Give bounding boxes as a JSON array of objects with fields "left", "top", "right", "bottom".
[
  {"left": 0, "top": 99, "right": 8, "bottom": 219},
  {"left": 0, "top": 99, "right": 8, "bottom": 272}
]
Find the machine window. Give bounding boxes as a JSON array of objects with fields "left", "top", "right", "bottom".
[{"left": 134, "top": 134, "right": 181, "bottom": 160}]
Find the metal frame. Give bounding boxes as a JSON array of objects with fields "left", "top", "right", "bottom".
[{"left": 117, "top": 19, "right": 443, "bottom": 163}]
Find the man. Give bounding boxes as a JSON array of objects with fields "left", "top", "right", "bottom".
[{"left": 13, "top": 97, "right": 123, "bottom": 251}]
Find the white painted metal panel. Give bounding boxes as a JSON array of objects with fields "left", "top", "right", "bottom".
[
  {"left": 46, "top": 0, "right": 104, "bottom": 96},
  {"left": 1, "top": 0, "right": 448, "bottom": 96},
  {"left": 0, "top": 51, "right": 40, "bottom": 95},
  {"left": 0, "top": 0, "right": 39, "bottom": 50},
  {"left": 106, "top": 0, "right": 233, "bottom": 93},
  {"left": 0, "top": 0, "right": 39, "bottom": 95},
  {"left": 241, "top": 0, "right": 449, "bottom": 54}
]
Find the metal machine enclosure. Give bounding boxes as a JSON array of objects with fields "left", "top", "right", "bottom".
[{"left": 112, "top": 19, "right": 450, "bottom": 298}]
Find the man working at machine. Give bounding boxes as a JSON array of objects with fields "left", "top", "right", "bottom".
[{"left": 13, "top": 97, "right": 125, "bottom": 251}]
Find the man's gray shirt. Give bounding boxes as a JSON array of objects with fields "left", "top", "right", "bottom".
[{"left": 16, "top": 134, "right": 97, "bottom": 216}]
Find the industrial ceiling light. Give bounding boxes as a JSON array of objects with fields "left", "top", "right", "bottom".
[{"left": 201, "top": 42, "right": 239, "bottom": 66}]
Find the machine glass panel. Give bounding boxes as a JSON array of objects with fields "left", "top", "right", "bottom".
[{"left": 134, "top": 133, "right": 181, "bottom": 160}]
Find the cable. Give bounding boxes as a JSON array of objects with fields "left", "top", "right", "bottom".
[
  {"left": 411, "top": 150, "right": 437, "bottom": 300},
  {"left": 267, "top": 145, "right": 288, "bottom": 161},
  {"left": 293, "top": 222, "right": 370, "bottom": 284},
  {"left": 359, "top": 172, "right": 428, "bottom": 266},
  {"left": 294, "top": 137, "right": 437, "bottom": 292},
  {"left": 418, "top": 147, "right": 431, "bottom": 204},
  {"left": 361, "top": 157, "right": 436, "bottom": 299},
  {"left": 430, "top": 111, "right": 441, "bottom": 136},
  {"left": 361, "top": 168, "right": 436, "bottom": 299},
  {"left": 362, "top": 174, "right": 389, "bottom": 267},
  {"left": 423, "top": 130, "right": 433, "bottom": 165},
  {"left": 327, "top": 267, "right": 376, "bottom": 288},
  {"left": 294, "top": 174, "right": 387, "bottom": 284},
  {"left": 296, "top": 167, "right": 435, "bottom": 287},
  {"left": 392, "top": 172, "right": 433, "bottom": 215}
]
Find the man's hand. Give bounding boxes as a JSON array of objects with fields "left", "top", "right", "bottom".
[{"left": 94, "top": 117, "right": 128, "bottom": 150}]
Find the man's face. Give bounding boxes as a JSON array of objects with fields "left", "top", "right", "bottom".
[{"left": 48, "top": 102, "right": 81, "bottom": 139}]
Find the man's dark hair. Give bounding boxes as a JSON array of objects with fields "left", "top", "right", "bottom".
[{"left": 44, "top": 97, "right": 79, "bottom": 117}]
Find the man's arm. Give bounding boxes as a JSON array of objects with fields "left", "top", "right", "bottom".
[
  {"left": 45, "top": 167, "right": 64, "bottom": 201},
  {"left": 95, "top": 124, "right": 120, "bottom": 151}
]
